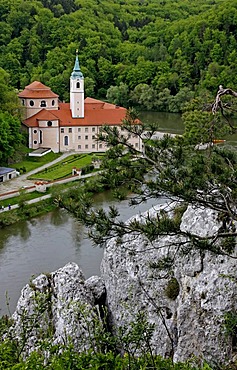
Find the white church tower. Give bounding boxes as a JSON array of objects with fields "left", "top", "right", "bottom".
[{"left": 70, "top": 50, "right": 84, "bottom": 118}]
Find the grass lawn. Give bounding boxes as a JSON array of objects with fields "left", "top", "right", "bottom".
[
  {"left": 0, "top": 191, "right": 48, "bottom": 208},
  {"left": 28, "top": 153, "right": 104, "bottom": 181},
  {"left": 10, "top": 152, "right": 62, "bottom": 173}
]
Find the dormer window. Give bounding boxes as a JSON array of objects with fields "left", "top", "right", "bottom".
[
  {"left": 40, "top": 100, "right": 46, "bottom": 107},
  {"left": 47, "top": 121, "right": 52, "bottom": 127},
  {"left": 76, "top": 82, "right": 80, "bottom": 88},
  {"left": 30, "top": 100, "right": 34, "bottom": 106}
]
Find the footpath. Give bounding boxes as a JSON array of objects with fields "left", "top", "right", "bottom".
[{"left": 0, "top": 152, "right": 96, "bottom": 212}]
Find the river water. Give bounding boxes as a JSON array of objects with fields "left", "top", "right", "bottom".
[{"left": 140, "top": 111, "right": 184, "bottom": 134}]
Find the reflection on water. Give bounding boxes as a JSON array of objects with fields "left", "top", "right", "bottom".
[
  {"left": 0, "top": 221, "right": 31, "bottom": 251},
  {"left": 140, "top": 111, "right": 184, "bottom": 134},
  {"left": 49, "top": 208, "right": 69, "bottom": 226},
  {"left": 140, "top": 111, "right": 237, "bottom": 148}
]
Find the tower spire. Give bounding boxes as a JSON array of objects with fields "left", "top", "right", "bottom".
[{"left": 71, "top": 50, "right": 83, "bottom": 78}]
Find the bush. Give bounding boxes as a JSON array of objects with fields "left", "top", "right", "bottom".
[
  {"left": 81, "top": 164, "right": 94, "bottom": 175},
  {"left": 165, "top": 277, "right": 180, "bottom": 300}
]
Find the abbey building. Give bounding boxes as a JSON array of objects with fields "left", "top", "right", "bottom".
[{"left": 19, "top": 53, "right": 142, "bottom": 153}]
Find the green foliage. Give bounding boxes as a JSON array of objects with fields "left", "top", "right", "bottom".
[
  {"left": 165, "top": 277, "right": 180, "bottom": 300},
  {"left": 0, "top": 112, "right": 23, "bottom": 164},
  {"left": 182, "top": 105, "right": 231, "bottom": 145},
  {"left": 0, "top": 342, "right": 211, "bottom": 369},
  {"left": 223, "top": 311, "right": 237, "bottom": 339},
  {"left": 0, "top": 199, "right": 56, "bottom": 227},
  {"left": 106, "top": 82, "right": 129, "bottom": 107},
  {"left": 0, "top": 304, "right": 211, "bottom": 369},
  {"left": 1, "top": 0, "right": 236, "bottom": 112}
]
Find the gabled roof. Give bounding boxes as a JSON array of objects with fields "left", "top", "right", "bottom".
[
  {"left": 18, "top": 81, "right": 58, "bottom": 99},
  {"left": 23, "top": 100, "right": 127, "bottom": 128},
  {"left": 23, "top": 109, "right": 60, "bottom": 127}
]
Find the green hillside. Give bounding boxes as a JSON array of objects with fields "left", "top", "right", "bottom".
[{"left": 0, "top": 0, "right": 233, "bottom": 112}]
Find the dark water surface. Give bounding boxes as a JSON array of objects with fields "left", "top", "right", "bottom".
[{"left": 140, "top": 111, "right": 184, "bottom": 134}]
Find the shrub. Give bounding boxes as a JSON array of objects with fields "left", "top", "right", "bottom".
[{"left": 165, "top": 277, "right": 180, "bottom": 300}]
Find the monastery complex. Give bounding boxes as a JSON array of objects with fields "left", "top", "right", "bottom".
[{"left": 18, "top": 53, "right": 142, "bottom": 154}]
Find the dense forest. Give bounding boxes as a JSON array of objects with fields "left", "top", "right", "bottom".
[
  {"left": 0, "top": 0, "right": 237, "bottom": 163},
  {"left": 0, "top": 0, "right": 236, "bottom": 113}
]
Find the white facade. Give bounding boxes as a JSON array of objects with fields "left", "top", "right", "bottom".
[{"left": 70, "top": 54, "right": 84, "bottom": 118}]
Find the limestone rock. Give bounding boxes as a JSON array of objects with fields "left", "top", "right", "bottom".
[
  {"left": 10, "top": 262, "right": 105, "bottom": 356},
  {"left": 101, "top": 203, "right": 237, "bottom": 366},
  {"left": 180, "top": 204, "right": 222, "bottom": 237},
  {"left": 85, "top": 275, "right": 106, "bottom": 304}
]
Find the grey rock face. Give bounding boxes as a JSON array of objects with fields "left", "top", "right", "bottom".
[
  {"left": 101, "top": 203, "right": 237, "bottom": 365},
  {"left": 10, "top": 203, "right": 237, "bottom": 366},
  {"left": 10, "top": 262, "right": 105, "bottom": 356}
]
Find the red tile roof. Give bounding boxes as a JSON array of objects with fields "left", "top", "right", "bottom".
[
  {"left": 18, "top": 81, "right": 58, "bottom": 99},
  {"left": 23, "top": 100, "right": 127, "bottom": 128}
]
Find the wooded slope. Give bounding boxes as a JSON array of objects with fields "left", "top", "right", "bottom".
[{"left": 0, "top": 0, "right": 235, "bottom": 111}]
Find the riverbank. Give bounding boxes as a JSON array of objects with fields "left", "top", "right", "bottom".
[{"left": 0, "top": 171, "right": 103, "bottom": 227}]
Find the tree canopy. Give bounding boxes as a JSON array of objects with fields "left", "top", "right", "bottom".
[
  {"left": 0, "top": 68, "right": 23, "bottom": 164},
  {"left": 0, "top": 0, "right": 236, "bottom": 112}
]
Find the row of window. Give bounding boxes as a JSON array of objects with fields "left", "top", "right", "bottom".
[
  {"left": 78, "top": 135, "right": 96, "bottom": 140},
  {"left": 60, "top": 127, "right": 96, "bottom": 133},
  {"left": 78, "top": 144, "right": 103, "bottom": 149},
  {"left": 22, "top": 100, "right": 56, "bottom": 107},
  {"left": 33, "top": 140, "right": 104, "bottom": 149}
]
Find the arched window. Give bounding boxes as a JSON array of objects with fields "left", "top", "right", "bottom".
[
  {"left": 52, "top": 100, "right": 55, "bottom": 106},
  {"left": 30, "top": 100, "right": 34, "bottom": 106},
  {"left": 22, "top": 99, "right": 25, "bottom": 106},
  {"left": 76, "top": 82, "right": 80, "bottom": 89},
  {"left": 64, "top": 136, "right": 69, "bottom": 146},
  {"left": 40, "top": 100, "right": 46, "bottom": 107}
]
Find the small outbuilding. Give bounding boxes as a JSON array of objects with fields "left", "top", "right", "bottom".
[{"left": 0, "top": 167, "right": 18, "bottom": 182}]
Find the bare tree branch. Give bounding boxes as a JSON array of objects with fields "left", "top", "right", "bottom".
[{"left": 212, "top": 85, "right": 237, "bottom": 129}]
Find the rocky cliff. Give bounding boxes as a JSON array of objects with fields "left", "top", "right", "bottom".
[
  {"left": 101, "top": 203, "right": 237, "bottom": 365},
  {"left": 9, "top": 202, "right": 237, "bottom": 366}
]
